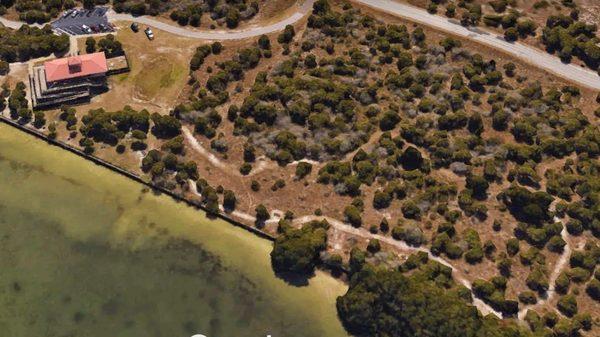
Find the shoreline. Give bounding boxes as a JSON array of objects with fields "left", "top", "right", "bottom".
[{"left": 0, "top": 114, "right": 276, "bottom": 242}]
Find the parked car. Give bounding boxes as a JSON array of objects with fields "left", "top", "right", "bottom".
[
  {"left": 130, "top": 23, "right": 139, "bottom": 32},
  {"left": 62, "top": 9, "right": 72, "bottom": 18},
  {"left": 144, "top": 27, "right": 154, "bottom": 40},
  {"left": 81, "top": 25, "right": 92, "bottom": 34},
  {"left": 99, "top": 24, "right": 108, "bottom": 31},
  {"left": 71, "top": 10, "right": 79, "bottom": 18}
]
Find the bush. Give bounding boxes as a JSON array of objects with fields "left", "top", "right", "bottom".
[
  {"left": 518, "top": 291, "right": 537, "bottom": 304},
  {"left": 401, "top": 201, "right": 421, "bottom": 219},
  {"left": 226, "top": 8, "right": 240, "bottom": 28},
  {"left": 585, "top": 278, "right": 600, "bottom": 301},
  {"left": 255, "top": 204, "right": 270, "bottom": 224},
  {"left": 373, "top": 190, "right": 392, "bottom": 209},
  {"left": 367, "top": 239, "right": 381, "bottom": 253},
  {"left": 277, "top": 25, "right": 295, "bottom": 44},
  {"left": 557, "top": 294, "right": 578, "bottom": 317},
  {"left": 547, "top": 235, "right": 566, "bottom": 253},
  {"left": 568, "top": 267, "right": 591, "bottom": 283},
  {"left": 555, "top": 272, "right": 570, "bottom": 294},
  {"left": 506, "top": 238, "right": 520, "bottom": 256},
  {"left": 526, "top": 267, "right": 549, "bottom": 293},
  {"left": 295, "top": 162, "right": 313, "bottom": 179},
  {"left": 85, "top": 37, "right": 96, "bottom": 53},
  {"left": 344, "top": 205, "right": 362, "bottom": 227},
  {"left": 223, "top": 190, "right": 236, "bottom": 211}
]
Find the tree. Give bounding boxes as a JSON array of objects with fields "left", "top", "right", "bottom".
[
  {"left": 223, "top": 190, "right": 236, "bottom": 211},
  {"left": 0, "top": 60, "right": 8, "bottom": 75},
  {"left": 466, "top": 175, "right": 489, "bottom": 200},
  {"left": 258, "top": 34, "right": 271, "bottom": 50},
  {"left": 295, "top": 162, "right": 312, "bottom": 179},
  {"left": 401, "top": 201, "right": 421, "bottom": 219},
  {"left": 278, "top": 25, "right": 295, "bottom": 44},
  {"left": 255, "top": 204, "right": 270, "bottom": 224},
  {"left": 555, "top": 272, "right": 570, "bottom": 294},
  {"left": 225, "top": 8, "right": 240, "bottom": 28},
  {"left": 379, "top": 110, "right": 400, "bottom": 131},
  {"left": 337, "top": 265, "right": 528, "bottom": 337},
  {"left": 440, "top": 37, "right": 462, "bottom": 52},
  {"left": 97, "top": 35, "right": 123, "bottom": 58},
  {"left": 85, "top": 37, "right": 96, "bottom": 54},
  {"left": 503, "top": 62, "right": 516, "bottom": 77},
  {"left": 504, "top": 27, "right": 518, "bottom": 41},
  {"left": 202, "top": 186, "right": 220, "bottom": 215},
  {"left": 500, "top": 186, "right": 553, "bottom": 224},
  {"left": 270, "top": 220, "right": 329, "bottom": 275},
  {"left": 373, "top": 190, "right": 392, "bottom": 209},
  {"left": 586, "top": 278, "right": 600, "bottom": 301},
  {"left": 344, "top": 205, "right": 362, "bottom": 227},
  {"left": 211, "top": 42, "right": 222, "bottom": 55},
  {"left": 367, "top": 239, "right": 381, "bottom": 253},
  {"left": 557, "top": 294, "right": 578, "bottom": 317},
  {"left": 379, "top": 218, "right": 389, "bottom": 233},
  {"left": 151, "top": 113, "right": 181, "bottom": 139},
  {"left": 190, "top": 13, "right": 201, "bottom": 27},
  {"left": 33, "top": 111, "right": 46, "bottom": 128},
  {"left": 399, "top": 146, "right": 423, "bottom": 171},
  {"left": 83, "top": 0, "right": 94, "bottom": 10}
]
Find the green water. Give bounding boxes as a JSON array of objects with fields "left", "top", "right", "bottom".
[{"left": 0, "top": 124, "right": 348, "bottom": 337}]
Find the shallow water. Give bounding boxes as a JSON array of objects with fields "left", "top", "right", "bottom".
[{"left": 0, "top": 124, "right": 348, "bottom": 337}]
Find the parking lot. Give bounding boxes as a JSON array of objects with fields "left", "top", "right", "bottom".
[{"left": 51, "top": 7, "right": 114, "bottom": 35}]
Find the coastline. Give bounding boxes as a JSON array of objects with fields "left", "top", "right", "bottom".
[
  {"left": 0, "top": 121, "right": 350, "bottom": 336},
  {"left": 0, "top": 114, "right": 276, "bottom": 242}
]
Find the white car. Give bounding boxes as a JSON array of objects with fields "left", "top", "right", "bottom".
[
  {"left": 71, "top": 10, "right": 79, "bottom": 18},
  {"left": 144, "top": 28, "right": 154, "bottom": 40},
  {"left": 81, "top": 25, "right": 92, "bottom": 34}
]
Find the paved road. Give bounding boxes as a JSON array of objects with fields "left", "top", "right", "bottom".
[
  {"left": 3, "top": 0, "right": 600, "bottom": 89},
  {"left": 107, "top": 0, "right": 315, "bottom": 40},
  {"left": 1, "top": 0, "right": 315, "bottom": 38},
  {"left": 0, "top": 16, "right": 42, "bottom": 29},
  {"left": 353, "top": 0, "right": 600, "bottom": 90}
]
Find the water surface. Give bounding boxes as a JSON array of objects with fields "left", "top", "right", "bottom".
[{"left": 0, "top": 124, "right": 348, "bottom": 337}]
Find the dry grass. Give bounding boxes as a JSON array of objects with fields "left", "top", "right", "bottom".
[{"left": 75, "top": 22, "right": 196, "bottom": 114}]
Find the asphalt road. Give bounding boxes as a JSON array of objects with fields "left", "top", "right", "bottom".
[
  {"left": 1, "top": 0, "right": 599, "bottom": 89},
  {"left": 353, "top": 0, "right": 600, "bottom": 90},
  {"left": 106, "top": 0, "right": 316, "bottom": 40},
  {"left": 0, "top": 16, "right": 41, "bottom": 29}
]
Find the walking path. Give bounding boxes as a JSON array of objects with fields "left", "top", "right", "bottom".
[
  {"left": 2, "top": 0, "right": 582, "bottom": 320},
  {"left": 517, "top": 213, "right": 582, "bottom": 319},
  {"left": 188, "top": 180, "right": 502, "bottom": 318},
  {"left": 183, "top": 126, "right": 318, "bottom": 177}
]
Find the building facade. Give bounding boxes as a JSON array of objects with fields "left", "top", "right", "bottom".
[{"left": 29, "top": 52, "right": 128, "bottom": 109}]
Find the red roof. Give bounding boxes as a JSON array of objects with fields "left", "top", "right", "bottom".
[{"left": 44, "top": 52, "right": 108, "bottom": 82}]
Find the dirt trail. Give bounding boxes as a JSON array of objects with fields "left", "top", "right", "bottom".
[
  {"left": 517, "top": 220, "right": 583, "bottom": 319},
  {"left": 190, "top": 182, "right": 503, "bottom": 319},
  {"left": 183, "top": 126, "right": 318, "bottom": 176}
]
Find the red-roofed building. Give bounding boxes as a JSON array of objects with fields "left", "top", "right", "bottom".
[
  {"left": 29, "top": 51, "right": 129, "bottom": 109},
  {"left": 44, "top": 52, "right": 108, "bottom": 83}
]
